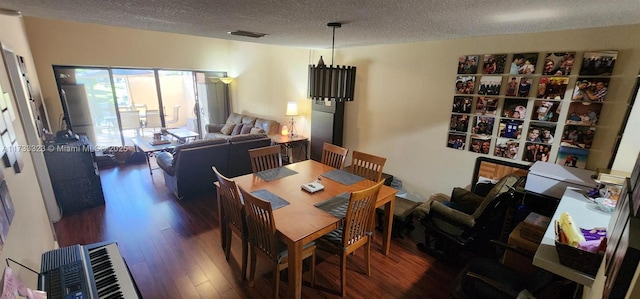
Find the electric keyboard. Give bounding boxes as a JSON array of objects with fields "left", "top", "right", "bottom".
[{"left": 39, "top": 241, "right": 140, "bottom": 299}]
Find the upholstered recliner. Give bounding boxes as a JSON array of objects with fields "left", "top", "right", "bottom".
[{"left": 415, "top": 174, "right": 524, "bottom": 259}]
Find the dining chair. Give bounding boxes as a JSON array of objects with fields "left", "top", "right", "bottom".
[
  {"left": 319, "top": 180, "right": 385, "bottom": 297},
  {"left": 239, "top": 186, "right": 316, "bottom": 298},
  {"left": 248, "top": 145, "right": 282, "bottom": 173},
  {"left": 119, "top": 110, "right": 141, "bottom": 136},
  {"left": 349, "top": 150, "right": 387, "bottom": 182},
  {"left": 321, "top": 142, "right": 348, "bottom": 169},
  {"left": 213, "top": 166, "right": 248, "bottom": 280},
  {"left": 144, "top": 109, "right": 163, "bottom": 134}
]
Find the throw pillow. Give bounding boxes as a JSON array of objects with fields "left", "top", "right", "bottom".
[
  {"left": 240, "top": 123, "right": 253, "bottom": 134},
  {"left": 220, "top": 123, "right": 236, "bottom": 135},
  {"left": 231, "top": 123, "right": 243, "bottom": 135},
  {"left": 250, "top": 127, "right": 265, "bottom": 134}
]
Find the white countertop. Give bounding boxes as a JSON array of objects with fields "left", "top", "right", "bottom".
[{"left": 533, "top": 187, "right": 611, "bottom": 286}]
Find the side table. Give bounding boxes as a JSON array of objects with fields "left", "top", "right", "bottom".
[{"left": 270, "top": 134, "right": 309, "bottom": 163}]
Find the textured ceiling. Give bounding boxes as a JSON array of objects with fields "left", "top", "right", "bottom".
[{"left": 2, "top": 0, "right": 640, "bottom": 49}]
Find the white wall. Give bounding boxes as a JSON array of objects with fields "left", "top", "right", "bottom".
[
  {"left": 0, "top": 14, "right": 57, "bottom": 287},
  {"left": 323, "top": 25, "right": 640, "bottom": 199}
]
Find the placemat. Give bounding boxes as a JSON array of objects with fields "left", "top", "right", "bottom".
[
  {"left": 251, "top": 189, "right": 290, "bottom": 210},
  {"left": 320, "top": 169, "right": 365, "bottom": 186},
  {"left": 314, "top": 192, "right": 350, "bottom": 218},
  {"left": 256, "top": 167, "right": 298, "bottom": 182}
]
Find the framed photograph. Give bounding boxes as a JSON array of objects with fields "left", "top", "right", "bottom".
[
  {"left": 560, "top": 125, "right": 596, "bottom": 149},
  {"left": 510, "top": 53, "right": 539, "bottom": 75},
  {"left": 556, "top": 146, "right": 590, "bottom": 169},
  {"left": 1, "top": 133, "right": 14, "bottom": 168},
  {"left": 475, "top": 97, "right": 498, "bottom": 115},
  {"left": 455, "top": 76, "right": 476, "bottom": 94},
  {"left": 580, "top": 51, "right": 618, "bottom": 76},
  {"left": 4, "top": 94, "right": 15, "bottom": 122},
  {"left": 543, "top": 52, "right": 576, "bottom": 75},
  {"left": 0, "top": 109, "right": 6, "bottom": 134},
  {"left": 537, "top": 76, "right": 570, "bottom": 100},
  {"left": 522, "top": 142, "right": 552, "bottom": 163},
  {"left": 498, "top": 119, "right": 523, "bottom": 140},
  {"left": 571, "top": 77, "right": 610, "bottom": 103},
  {"left": 449, "top": 114, "right": 470, "bottom": 133},
  {"left": 0, "top": 194, "right": 9, "bottom": 245},
  {"left": 457, "top": 55, "right": 480, "bottom": 74},
  {"left": 0, "top": 181, "right": 14, "bottom": 224},
  {"left": 566, "top": 102, "right": 602, "bottom": 126},
  {"left": 494, "top": 138, "right": 520, "bottom": 160},
  {"left": 482, "top": 54, "right": 507, "bottom": 74},
  {"left": 478, "top": 76, "right": 502, "bottom": 95},
  {"left": 447, "top": 133, "right": 467, "bottom": 150},
  {"left": 505, "top": 76, "right": 521, "bottom": 96},
  {"left": 527, "top": 122, "right": 557, "bottom": 144},
  {"left": 0, "top": 93, "right": 8, "bottom": 111},
  {"left": 531, "top": 100, "right": 561, "bottom": 122},
  {"left": 452, "top": 96, "right": 473, "bottom": 113},
  {"left": 471, "top": 115, "right": 495, "bottom": 135},
  {"left": 3, "top": 110, "right": 15, "bottom": 143},
  {"left": 469, "top": 135, "right": 492, "bottom": 154},
  {"left": 502, "top": 98, "right": 528, "bottom": 119}
]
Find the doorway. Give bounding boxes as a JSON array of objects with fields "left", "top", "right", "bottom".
[{"left": 53, "top": 66, "right": 229, "bottom": 147}]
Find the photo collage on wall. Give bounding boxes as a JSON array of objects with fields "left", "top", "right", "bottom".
[
  {"left": 554, "top": 50, "right": 616, "bottom": 168},
  {"left": 447, "top": 50, "right": 616, "bottom": 169}
]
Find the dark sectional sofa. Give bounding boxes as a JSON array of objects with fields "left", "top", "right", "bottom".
[{"left": 156, "top": 134, "right": 272, "bottom": 200}]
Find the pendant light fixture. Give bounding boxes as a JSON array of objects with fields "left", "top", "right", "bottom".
[{"left": 308, "top": 22, "right": 357, "bottom": 102}]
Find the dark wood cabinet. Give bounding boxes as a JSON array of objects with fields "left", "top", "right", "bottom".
[
  {"left": 44, "top": 135, "right": 104, "bottom": 215},
  {"left": 310, "top": 100, "right": 345, "bottom": 161}
]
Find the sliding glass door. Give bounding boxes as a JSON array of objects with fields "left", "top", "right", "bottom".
[{"left": 53, "top": 66, "right": 229, "bottom": 147}]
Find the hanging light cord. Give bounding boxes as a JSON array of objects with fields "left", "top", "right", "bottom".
[{"left": 331, "top": 25, "right": 336, "bottom": 65}]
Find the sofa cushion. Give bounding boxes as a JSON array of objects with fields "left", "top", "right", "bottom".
[
  {"left": 220, "top": 123, "right": 236, "bottom": 135},
  {"left": 227, "top": 133, "right": 269, "bottom": 143},
  {"left": 231, "top": 123, "right": 243, "bottom": 135},
  {"left": 227, "top": 112, "right": 244, "bottom": 124},
  {"left": 250, "top": 127, "right": 265, "bottom": 134},
  {"left": 241, "top": 115, "right": 257, "bottom": 125},
  {"left": 240, "top": 123, "right": 254, "bottom": 134},
  {"left": 177, "top": 138, "right": 228, "bottom": 152},
  {"left": 255, "top": 118, "right": 280, "bottom": 135}
]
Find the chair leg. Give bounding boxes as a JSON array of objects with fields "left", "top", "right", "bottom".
[
  {"left": 249, "top": 247, "right": 257, "bottom": 287},
  {"left": 341, "top": 252, "right": 347, "bottom": 297},
  {"left": 274, "top": 266, "right": 280, "bottom": 299},
  {"left": 366, "top": 238, "right": 371, "bottom": 276},
  {"left": 241, "top": 236, "right": 248, "bottom": 280},
  {"left": 224, "top": 224, "right": 232, "bottom": 261},
  {"left": 310, "top": 251, "right": 316, "bottom": 287}
]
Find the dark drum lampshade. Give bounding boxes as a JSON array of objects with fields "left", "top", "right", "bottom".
[{"left": 308, "top": 23, "right": 357, "bottom": 102}]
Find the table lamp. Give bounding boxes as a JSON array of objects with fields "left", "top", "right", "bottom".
[{"left": 285, "top": 101, "right": 298, "bottom": 137}]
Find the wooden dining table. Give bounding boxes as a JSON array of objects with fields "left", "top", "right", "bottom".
[{"left": 215, "top": 160, "right": 397, "bottom": 299}]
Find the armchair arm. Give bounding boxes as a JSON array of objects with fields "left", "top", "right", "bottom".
[
  {"left": 205, "top": 123, "right": 225, "bottom": 133},
  {"left": 430, "top": 201, "right": 476, "bottom": 228},
  {"left": 413, "top": 193, "right": 450, "bottom": 219},
  {"left": 155, "top": 152, "right": 175, "bottom": 176}
]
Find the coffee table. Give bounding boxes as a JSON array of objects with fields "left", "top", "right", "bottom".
[
  {"left": 166, "top": 128, "right": 199, "bottom": 143},
  {"left": 131, "top": 136, "right": 181, "bottom": 175}
]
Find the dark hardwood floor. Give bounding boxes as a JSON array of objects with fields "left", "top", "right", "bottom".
[{"left": 54, "top": 161, "right": 459, "bottom": 298}]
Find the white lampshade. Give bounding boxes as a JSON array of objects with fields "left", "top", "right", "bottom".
[
  {"left": 285, "top": 101, "right": 298, "bottom": 116},
  {"left": 219, "top": 77, "right": 233, "bottom": 84}
]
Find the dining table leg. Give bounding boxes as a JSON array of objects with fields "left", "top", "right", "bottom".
[
  {"left": 286, "top": 240, "right": 303, "bottom": 299},
  {"left": 382, "top": 196, "right": 395, "bottom": 255}
]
